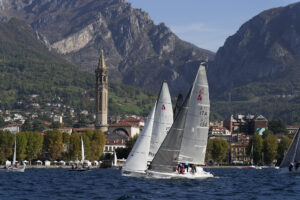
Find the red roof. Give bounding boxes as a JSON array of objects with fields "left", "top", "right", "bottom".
[
  {"left": 5, "top": 123, "right": 22, "bottom": 127},
  {"left": 109, "top": 121, "right": 139, "bottom": 128},
  {"left": 123, "top": 117, "right": 140, "bottom": 122}
]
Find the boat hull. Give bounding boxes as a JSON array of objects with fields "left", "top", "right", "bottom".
[
  {"left": 147, "top": 167, "right": 213, "bottom": 179},
  {"left": 7, "top": 166, "right": 25, "bottom": 172}
]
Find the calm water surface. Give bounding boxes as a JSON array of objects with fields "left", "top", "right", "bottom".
[{"left": 0, "top": 168, "right": 299, "bottom": 200}]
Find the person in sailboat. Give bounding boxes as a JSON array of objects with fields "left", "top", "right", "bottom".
[
  {"left": 295, "top": 161, "right": 300, "bottom": 170},
  {"left": 289, "top": 162, "right": 294, "bottom": 172},
  {"left": 184, "top": 162, "right": 189, "bottom": 172},
  {"left": 190, "top": 164, "right": 197, "bottom": 174}
]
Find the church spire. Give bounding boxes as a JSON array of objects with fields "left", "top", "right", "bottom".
[{"left": 98, "top": 49, "right": 106, "bottom": 69}]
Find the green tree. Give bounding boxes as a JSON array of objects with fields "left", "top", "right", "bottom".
[
  {"left": 26, "top": 131, "right": 43, "bottom": 163},
  {"left": 16, "top": 132, "right": 27, "bottom": 161},
  {"left": 50, "top": 122, "right": 60, "bottom": 129},
  {"left": 211, "top": 138, "right": 230, "bottom": 164},
  {"left": 277, "top": 136, "right": 292, "bottom": 165},
  {"left": 263, "top": 133, "right": 278, "bottom": 165},
  {"left": 247, "top": 134, "right": 263, "bottom": 164},
  {"left": 32, "top": 119, "right": 46, "bottom": 132},
  {"left": 205, "top": 139, "right": 213, "bottom": 163},
  {"left": 0, "top": 131, "right": 14, "bottom": 162},
  {"left": 89, "top": 130, "right": 106, "bottom": 161},
  {"left": 69, "top": 133, "right": 81, "bottom": 160},
  {"left": 61, "top": 132, "right": 70, "bottom": 160},
  {"left": 268, "top": 120, "right": 288, "bottom": 134},
  {"left": 43, "top": 130, "right": 63, "bottom": 161}
]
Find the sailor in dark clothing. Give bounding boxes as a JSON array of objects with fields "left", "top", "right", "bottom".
[
  {"left": 295, "top": 161, "right": 300, "bottom": 170},
  {"left": 289, "top": 162, "right": 294, "bottom": 172},
  {"left": 190, "top": 164, "right": 197, "bottom": 174}
]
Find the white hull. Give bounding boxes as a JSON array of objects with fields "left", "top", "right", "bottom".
[
  {"left": 279, "top": 167, "right": 300, "bottom": 174},
  {"left": 122, "top": 170, "right": 146, "bottom": 178},
  {"left": 7, "top": 166, "right": 25, "bottom": 172},
  {"left": 247, "top": 165, "right": 262, "bottom": 170},
  {"left": 147, "top": 167, "right": 213, "bottom": 179}
]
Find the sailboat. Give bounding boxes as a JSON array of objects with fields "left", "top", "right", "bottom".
[
  {"left": 70, "top": 137, "right": 89, "bottom": 171},
  {"left": 122, "top": 81, "right": 173, "bottom": 177},
  {"left": 279, "top": 128, "right": 300, "bottom": 173},
  {"left": 112, "top": 150, "right": 118, "bottom": 168},
  {"left": 122, "top": 102, "right": 157, "bottom": 177},
  {"left": 7, "top": 133, "right": 26, "bottom": 172},
  {"left": 247, "top": 143, "right": 262, "bottom": 169},
  {"left": 147, "top": 63, "right": 213, "bottom": 179}
]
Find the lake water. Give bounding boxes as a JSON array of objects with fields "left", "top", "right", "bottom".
[{"left": 0, "top": 168, "right": 299, "bottom": 200}]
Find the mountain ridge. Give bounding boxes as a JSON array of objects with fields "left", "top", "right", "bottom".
[{"left": 0, "top": 0, "right": 214, "bottom": 96}]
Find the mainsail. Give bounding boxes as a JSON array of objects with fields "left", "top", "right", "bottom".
[
  {"left": 150, "top": 64, "right": 210, "bottom": 172},
  {"left": 148, "top": 81, "right": 173, "bottom": 162},
  {"left": 280, "top": 128, "right": 300, "bottom": 168},
  {"left": 122, "top": 103, "right": 156, "bottom": 173},
  {"left": 178, "top": 65, "right": 210, "bottom": 164}
]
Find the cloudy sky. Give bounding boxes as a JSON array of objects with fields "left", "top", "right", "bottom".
[{"left": 127, "top": 0, "right": 299, "bottom": 52}]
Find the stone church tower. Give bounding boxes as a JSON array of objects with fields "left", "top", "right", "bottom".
[{"left": 95, "top": 49, "right": 108, "bottom": 132}]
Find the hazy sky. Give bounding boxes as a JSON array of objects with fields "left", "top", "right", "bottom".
[{"left": 127, "top": 0, "right": 299, "bottom": 52}]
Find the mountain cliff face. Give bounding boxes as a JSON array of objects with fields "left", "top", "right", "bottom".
[
  {"left": 208, "top": 2, "right": 300, "bottom": 97},
  {"left": 208, "top": 2, "right": 300, "bottom": 124},
  {"left": 0, "top": 0, "right": 214, "bottom": 95}
]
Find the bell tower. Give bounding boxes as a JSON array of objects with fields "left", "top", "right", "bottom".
[{"left": 95, "top": 49, "right": 108, "bottom": 132}]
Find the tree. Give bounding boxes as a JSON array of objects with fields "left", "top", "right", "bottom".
[
  {"left": 116, "top": 134, "right": 139, "bottom": 159},
  {"left": 50, "top": 122, "right": 60, "bottom": 129},
  {"left": 211, "top": 138, "right": 230, "bottom": 164},
  {"left": 268, "top": 120, "right": 288, "bottom": 134},
  {"left": 43, "top": 130, "right": 63, "bottom": 161},
  {"left": 205, "top": 139, "right": 213, "bottom": 163},
  {"left": 16, "top": 132, "right": 27, "bottom": 161},
  {"left": 247, "top": 134, "right": 263, "bottom": 165},
  {"left": 89, "top": 130, "right": 106, "bottom": 161},
  {"left": 69, "top": 133, "right": 81, "bottom": 160},
  {"left": 0, "top": 131, "right": 14, "bottom": 162},
  {"left": 277, "top": 136, "right": 292, "bottom": 165},
  {"left": 26, "top": 131, "right": 43, "bottom": 163},
  {"left": 61, "top": 132, "right": 70, "bottom": 160},
  {"left": 263, "top": 133, "right": 278, "bottom": 165}
]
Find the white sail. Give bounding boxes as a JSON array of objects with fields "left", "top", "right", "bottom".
[
  {"left": 148, "top": 82, "right": 173, "bottom": 162},
  {"left": 178, "top": 64, "right": 210, "bottom": 165},
  {"left": 13, "top": 134, "right": 16, "bottom": 165},
  {"left": 122, "top": 103, "right": 156, "bottom": 174},
  {"left": 113, "top": 151, "right": 118, "bottom": 167},
  {"left": 81, "top": 137, "right": 85, "bottom": 162}
]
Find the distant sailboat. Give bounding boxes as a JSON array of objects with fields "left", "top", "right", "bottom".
[
  {"left": 122, "top": 102, "right": 157, "bottom": 176},
  {"left": 70, "top": 137, "right": 89, "bottom": 171},
  {"left": 112, "top": 151, "right": 118, "bottom": 167},
  {"left": 247, "top": 143, "right": 262, "bottom": 169},
  {"left": 7, "top": 134, "right": 26, "bottom": 172},
  {"left": 147, "top": 63, "right": 213, "bottom": 179},
  {"left": 280, "top": 128, "right": 300, "bottom": 173},
  {"left": 148, "top": 81, "right": 174, "bottom": 162}
]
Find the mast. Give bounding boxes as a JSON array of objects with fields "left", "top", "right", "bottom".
[
  {"left": 13, "top": 134, "right": 16, "bottom": 165},
  {"left": 81, "top": 137, "right": 85, "bottom": 163},
  {"left": 251, "top": 143, "right": 254, "bottom": 165}
]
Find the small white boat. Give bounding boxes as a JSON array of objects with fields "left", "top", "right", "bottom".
[
  {"left": 147, "top": 63, "right": 213, "bottom": 179},
  {"left": 7, "top": 133, "right": 26, "bottom": 172},
  {"left": 279, "top": 128, "right": 300, "bottom": 174}
]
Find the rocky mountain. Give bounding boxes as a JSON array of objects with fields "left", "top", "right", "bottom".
[
  {"left": 208, "top": 2, "right": 300, "bottom": 96},
  {"left": 208, "top": 2, "right": 300, "bottom": 123},
  {"left": 0, "top": 0, "right": 214, "bottom": 95}
]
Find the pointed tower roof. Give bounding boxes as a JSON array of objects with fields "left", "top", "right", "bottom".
[{"left": 97, "top": 49, "right": 106, "bottom": 69}]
